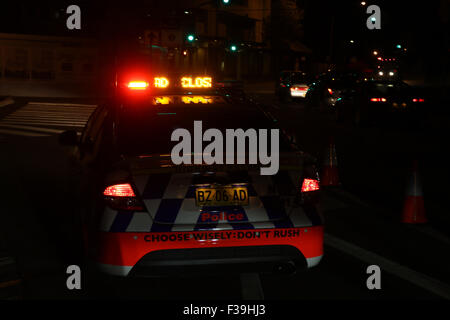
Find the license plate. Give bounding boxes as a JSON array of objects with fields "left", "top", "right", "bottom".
[{"left": 195, "top": 187, "right": 249, "bottom": 206}]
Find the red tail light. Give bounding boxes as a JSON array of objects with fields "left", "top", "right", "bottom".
[
  {"left": 412, "top": 98, "right": 425, "bottom": 102},
  {"left": 104, "top": 183, "right": 136, "bottom": 197},
  {"left": 301, "top": 179, "right": 320, "bottom": 192},
  {"left": 370, "top": 98, "right": 387, "bottom": 102},
  {"left": 327, "top": 88, "right": 333, "bottom": 95},
  {"left": 127, "top": 81, "right": 149, "bottom": 90},
  {"left": 291, "top": 86, "right": 308, "bottom": 91},
  {"left": 103, "top": 183, "right": 144, "bottom": 211}
]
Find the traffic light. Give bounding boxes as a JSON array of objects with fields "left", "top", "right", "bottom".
[
  {"left": 222, "top": 0, "right": 231, "bottom": 4},
  {"left": 187, "top": 34, "right": 195, "bottom": 42},
  {"left": 396, "top": 44, "right": 402, "bottom": 49},
  {"left": 230, "top": 44, "right": 237, "bottom": 52}
]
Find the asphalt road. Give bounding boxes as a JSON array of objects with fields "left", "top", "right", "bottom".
[{"left": 0, "top": 96, "right": 449, "bottom": 301}]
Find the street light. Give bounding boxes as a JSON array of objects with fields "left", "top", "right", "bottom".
[
  {"left": 361, "top": 1, "right": 366, "bottom": 5},
  {"left": 373, "top": 51, "right": 378, "bottom": 55},
  {"left": 187, "top": 34, "right": 195, "bottom": 42}
]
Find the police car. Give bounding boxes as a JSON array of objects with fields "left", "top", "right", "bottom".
[{"left": 60, "top": 73, "right": 324, "bottom": 278}]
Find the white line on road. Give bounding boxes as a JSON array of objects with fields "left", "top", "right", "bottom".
[
  {"left": 240, "top": 273, "right": 265, "bottom": 300},
  {"left": 9, "top": 111, "right": 91, "bottom": 118},
  {"left": 2, "top": 118, "right": 86, "bottom": 125},
  {"left": 0, "top": 128, "right": 49, "bottom": 137},
  {"left": 1, "top": 120, "right": 85, "bottom": 128},
  {"left": 4, "top": 116, "right": 89, "bottom": 123},
  {"left": 324, "top": 233, "right": 450, "bottom": 299},
  {"left": 0, "top": 124, "right": 64, "bottom": 134},
  {"left": 28, "top": 102, "right": 97, "bottom": 108}
]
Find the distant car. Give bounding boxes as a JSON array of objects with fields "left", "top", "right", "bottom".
[
  {"left": 276, "top": 71, "right": 312, "bottom": 103},
  {"left": 374, "top": 59, "right": 400, "bottom": 81},
  {"left": 305, "top": 72, "right": 361, "bottom": 110},
  {"left": 335, "top": 80, "right": 427, "bottom": 127}
]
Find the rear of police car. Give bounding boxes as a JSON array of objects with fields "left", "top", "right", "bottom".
[{"left": 92, "top": 73, "right": 324, "bottom": 277}]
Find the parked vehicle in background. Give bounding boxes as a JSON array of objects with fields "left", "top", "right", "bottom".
[
  {"left": 305, "top": 72, "right": 361, "bottom": 111},
  {"left": 335, "top": 79, "right": 428, "bottom": 128}
]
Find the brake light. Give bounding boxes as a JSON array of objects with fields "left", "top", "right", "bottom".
[
  {"left": 104, "top": 183, "right": 136, "bottom": 197},
  {"left": 327, "top": 88, "right": 333, "bottom": 95},
  {"left": 301, "top": 179, "right": 320, "bottom": 192},
  {"left": 103, "top": 183, "right": 144, "bottom": 211},
  {"left": 412, "top": 98, "right": 425, "bottom": 102},
  {"left": 370, "top": 98, "right": 387, "bottom": 102},
  {"left": 127, "top": 81, "right": 149, "bottom": 90},
  {"left": 291, "top": 86, "right": 308, "bottom": 91}
]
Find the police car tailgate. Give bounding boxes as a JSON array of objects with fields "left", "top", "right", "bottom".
[{"left": 126, "top": 154, "right": 309, "bottom": 229}]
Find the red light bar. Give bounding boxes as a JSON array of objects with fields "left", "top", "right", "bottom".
[
  {"left": 412, "top": 98, "right": 425, "bottom": 102},
  {"left": 127, "top": 81, "right": 149, "bottom": 90},
  {"left": 370, "top": 98, "right": 387, "bottom": 102},
  {"left": 301, "top": 179, "right": 320, "bottom": 192},
  {"left": 291, "top": 86, "right": 308, "bottom": 91},
  {"left": 104, "top": 183, "right": 136, "bottom": 197}
]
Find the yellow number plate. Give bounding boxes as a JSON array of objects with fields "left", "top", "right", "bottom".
[{"left": 195, "top": 187, "right": 249, "bottom": 207}]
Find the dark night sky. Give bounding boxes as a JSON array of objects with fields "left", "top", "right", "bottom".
[{"left": 0, "top": 0, "right": 448, "bottom": 64}]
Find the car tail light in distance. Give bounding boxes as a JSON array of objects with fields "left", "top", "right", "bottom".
[
  {"left": 127, "top": 81, "right": 149, "bottom": 90},
  {"left": 370, "top": 98, "right": 387, "bottom": 102},
  {"left": 412, "top": 98, "right": 425, "bottom": 102},
  {"left": 327, "top": 88, "right": 333, "bottom": 95},
  {"left": 103, "top": 183, "right": 144, "bottom": 211},
  {"left": 290, "top": 85, "right": 308, "bottom": 97},
  {"left": 301, "top": 179, "right": 320, "bottom": 192}
]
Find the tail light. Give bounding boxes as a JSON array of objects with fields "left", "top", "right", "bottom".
[
  {"left": 290, "top": 85, "right": 308, "bottom": 97},
  {"left": 127, "top": 81, "right": 149, "bottom": 90},
  {"left": 103, "top": 183, "right": 144, "bottom": 211},
  {"left": 301, "top": 179, "right": 320, "bottom": 192},
  {"left": 412, "top": 98, "right": 425, "bottom": 102},
  {"left": 300, "top": 175, "right": 320, "bottom": 205},
  {"left": 370, "top": 98, "right": 387, "bottom": 102},
  {"left": 327, "top": 88, "right": 333, "bottom": 95}
]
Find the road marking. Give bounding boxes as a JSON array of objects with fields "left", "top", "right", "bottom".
[
  {"left": 4, "top": 116, "right": 87, "bottom": 124},
  {"left": 0, "top": 103, "right": 95, "bottom": 136},
  {"left": 28, "top": 102, "right": 97, "bottom": 108},
  {"left": 0, "top": 124, "right": 64, "bottom": 134},
  {"left": 0, "top": 128, "right": 49, "bottom": 137},
  {"left": 240, "top": 273, "right": 264, "bottom": 300},
  {"left": 1, "top": 120, "right": 84, "bottom": 128},
  {"left": 324, "top": 233, "right": 450, "bottom": 299}
]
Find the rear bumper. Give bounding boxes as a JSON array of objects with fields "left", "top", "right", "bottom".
[{"left": 95, "top": 226, "right": 324, "bottom": 277}]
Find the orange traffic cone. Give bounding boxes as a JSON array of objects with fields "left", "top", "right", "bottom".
[
  {"left": 402, "top": 160, "right": 427, "bottom": 223},
  {"left": 321, "top": 136, "right": 339, "bottom": 186}
]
